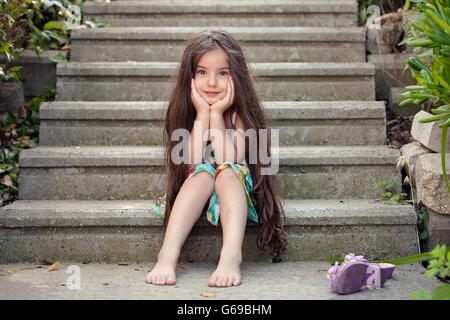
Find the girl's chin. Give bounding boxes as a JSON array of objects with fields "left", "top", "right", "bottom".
[{"left": 203, "top": 96, "right": 221, "bottom": 105}]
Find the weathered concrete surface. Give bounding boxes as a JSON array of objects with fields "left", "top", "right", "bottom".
[
  {"left": 400, "top": 142, "right": 431, "bottom": 187},
  {"left": 0, "top": 50, "right": 67, "bottom": 98},
  {"left": 17, "top": 145, "right": 402, "bottom": 200},
  {"left": 424, "top": 208, "right": 450, "bottom": 249},
  {"left": 411, "top": 111, "right": 450, "bottom": 153},
  {"left": 38, "top": 101, "right": 386, "bottom": 146},
  {"left": 0, "top": 82, "right": 24, "bottom": 114},
  {"left": 70, "top": 26, "right": 365, "bottom": 63},
  {"left": 389, "top": 87, "right": 422, "bottom": 117},
  {"left": 367, "top": 53, "right": 416, "bottom": 100},
  {"left": 416, "top": 153, "right": 450, "bottom": 215},
  {"left": 55, "top": 62, "right": 375, "bottom": 101},
  {"left": 0, "top": 262, "right": 440, "bottom": 300},
  {"left": 82, "top": 0, "right": 357, "bottom": 28},
  {"left": 0, "top": 199, "right": 417, "bottom": 263}
]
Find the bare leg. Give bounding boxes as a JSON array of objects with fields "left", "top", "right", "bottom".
[
  {"left": 146, "top": 171, "right": 214, "bottom": 285},
  {"left": 208, "top": 167, "right": 248, "bottom": 287}
]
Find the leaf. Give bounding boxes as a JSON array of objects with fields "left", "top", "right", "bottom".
[
  {"left": 37, "top": 259, "right": 54, "bottom": 265},
  {"left": 431, "top": 283, "right": 450, "bottom": 300},
  {"left": 412, "top": 289, "right": 431, "bottom": 300},
  {"left": 49, "top": 53, "right": 68, "bottom": 63},
  {"left": 0, "top": 175, "right": 13, "bottom": 187},
  {"left": 29, "top": 284, "right": 49, "bottom": 289},
  {"left": 8, "top": 66, "right": 22, "bottom": 72},
  {"left": 200, "top": 292, "right": 216, "bottom": 298},
  {"left": 47, "top": 262, "right": 61, "bottom": 272},
  {"left": 44, "top": 21, "right": 64, "bottom": 30}
]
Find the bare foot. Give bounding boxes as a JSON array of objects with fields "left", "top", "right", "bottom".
[
  {"left": 208, "top": 253, "right": 242, "bottom": 287},
  {"left": 145, "top": 254, "right": 177, "bottom": 286}
]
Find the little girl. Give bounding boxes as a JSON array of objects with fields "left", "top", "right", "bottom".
[{"left": 146, "top": 30, "right": 287, "bottom": 287}]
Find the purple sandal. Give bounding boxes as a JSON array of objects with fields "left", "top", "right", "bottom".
[{"left": 327, "top": 253, "right": 396, "bottom": 295}]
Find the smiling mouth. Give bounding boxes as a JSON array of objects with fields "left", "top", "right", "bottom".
[{"left": 204, "top": 91, "right": 220, "bottom": 96}]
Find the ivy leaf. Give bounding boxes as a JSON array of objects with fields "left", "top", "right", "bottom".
[{"left": 49, "top": 53, "right": 68, "bottom": 63}]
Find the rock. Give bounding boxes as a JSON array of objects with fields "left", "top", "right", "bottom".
[
  {"left": 367, "top": 53, "right": 416, "bottom": 100},
  {"left": 389, "top": 87, "right": 422, "bottom": 117},
  {"left": 0, "top": 81, "right": 24, "bottom": 114},
  {"left": 400, "top": 142, "right": 431, "bottom": 187},
  {"left": 411, "top": 110, "right": 450, "bottom": 153},
  {"left": 424, "top": 207, "right": 450, "bottom": 249},
  {"left": 416, "top": 153, "right": 450, "bottom": 215}
]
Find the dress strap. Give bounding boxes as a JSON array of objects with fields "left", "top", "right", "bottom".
[{"left": 232, "top": 111, "right": 237, "bottom": 126}]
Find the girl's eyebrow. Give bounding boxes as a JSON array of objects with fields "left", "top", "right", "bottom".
[{"left": 196, "top": 65, "right": 230, "bottom": 70}]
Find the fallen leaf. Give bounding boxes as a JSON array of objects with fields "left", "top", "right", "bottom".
[
  {"left": 0, "top": 175, "right": 13, "bottom": 187},
  {"left": 47, "top": 262, "right": 61, "bottom": 272},
  {"left": 30, "top": 284, "right": 49, "bottom": 289},
  {"left": 37, "top": 259, "right": 54, "bottom": 265},
  {"left": 7, "top": 269, "right": 15, "bottom": 274},
  {"left": 19, "top": 136, "right": 30, "bottom": 147},
  {"left": 200, "top": 292, "right": 216, "bottom": 298}
]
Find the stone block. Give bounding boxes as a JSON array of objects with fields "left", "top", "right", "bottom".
[
  {"left": 367, "top": 53, "right": 416, "bottom": 100},
  {"left": 424, "top": 208, "right": 450, "bottom": 249},
  {"left": 0, "top": 82, "right": 24, "bottom": 114},
  {"left": 416, "top": 153, "right": 450, "bottom": 214},
  {"left": 2, "top": 50, "right": 67, "bottom": 98},
  {"left": 411, "top": 110, "right": 450, "bottom": 153},
  {"left": 389, "top": 87, "right": 422, "bottom": 117},
  {"left": 400, "top": 142, "right": 431, "bottom": 187}
]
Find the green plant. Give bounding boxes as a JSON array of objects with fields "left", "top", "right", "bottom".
[
  {"left": 417, "top": 206, "right": 429, "bottom": 240},
  {"left": 0, "top": 85, "right": 54, "bottom": 206},
  {"left": 372, "top": 180, "right": 409, "bottom": 204},
  {"left": 412, "top": 244, "right": 450, "bottom": 300},
  {"left": 398, "top": 0, "right": 450, "bottom": 192},
  {"left": 1, "top": 0, "right": 110, "bottom": 82}
]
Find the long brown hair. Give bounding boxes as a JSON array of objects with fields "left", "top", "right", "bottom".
[{"left": 162, "top": 29, "right": 287, "bottom": 262}]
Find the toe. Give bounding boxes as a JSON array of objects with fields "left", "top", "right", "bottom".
[
  {"left": 220, "top": 276, "right": 228, "bottom": 287},
  {"left": 232, "top": 277, "right": 241, "bottom": 286},
  {"left": 167, "top": 274, "right": 176, "bottom": 285},
  {"left": 226, "top": 277, "right": 234, "bottom": 287},
  {"left": 208, "top": 273, "right": 218, "bottom": 287}
]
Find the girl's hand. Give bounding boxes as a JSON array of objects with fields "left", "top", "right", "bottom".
[
  {"left": 210, "top": 76, "right": 235, "bottom": 115},
  {"left": 191, "top": 78, "right": 210, "bottom": 115}
]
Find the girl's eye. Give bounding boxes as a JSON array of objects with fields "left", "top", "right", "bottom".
[
  {"left": 219, "top": 71, "right": 228, "bottom": 76},
  {"left": 197, "top": 70, "right": 206, "bottom": 75}
]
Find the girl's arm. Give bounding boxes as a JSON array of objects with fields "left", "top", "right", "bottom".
[{"left": 210, "top": 111, "right": 246, "bottom": 164}]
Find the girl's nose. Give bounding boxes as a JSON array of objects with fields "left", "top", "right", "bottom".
[{"left": 207, "top": 74, "right": 217, "bottom": 87}]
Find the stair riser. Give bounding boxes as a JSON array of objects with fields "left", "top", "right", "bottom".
[
  {"left": 56, "top": 76, "right": 375, "bottom": 101},
  {"left": 39, "top": 120, "right": 386, "bottom": 146},
  {"left": 70, "top": 40, "right": 365, "bottom": 63},
  {"left": 0, "top": 224, "right": 417, "bottom": 263},
  {"left": 18, "top": 165, "right": 402, "bottom": 200},
  {"left": 83, "top": 13, "right": 356, "bottom": 28}
]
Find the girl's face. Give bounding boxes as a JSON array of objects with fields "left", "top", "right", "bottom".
[{"left": 194, "top": 47, "right": 231, "bottom": 106}]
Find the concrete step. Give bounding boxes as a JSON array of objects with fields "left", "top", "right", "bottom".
[
  {"left": 0, "top": 261, "right": 436, "bottom": 300},
  {"left": 18, "top": 145, "right": 402, "bottom": 200},
  {"left": 39, "top": 101, "right": 387, "bottom": 146},
  {"left": 70, "top": 27, "right": 366, "bottom": 63},
  {"left": 0, "top": 199, "right": 418, "bottom": 263},
  {"left": 82, "top": 0, "right": 357, "bottom": 28},
  {"left": 55, "top": 62, "right": 375, "bottom": 101}
]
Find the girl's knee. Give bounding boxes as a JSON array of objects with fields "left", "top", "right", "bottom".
[
  {"left": 215, "top": 167, "right": 237, "bottom": 187},
  {"left": 187, "top": 170, "right": 214, "bottom": 192}
]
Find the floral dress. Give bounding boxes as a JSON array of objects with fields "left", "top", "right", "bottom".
[{"left": 152, "top": 112, "right": 259, "bottom": 226}]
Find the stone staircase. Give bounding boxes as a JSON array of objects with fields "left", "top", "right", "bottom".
[{"left": 0, "top": 0, "right": 419, "bottom": 263}]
